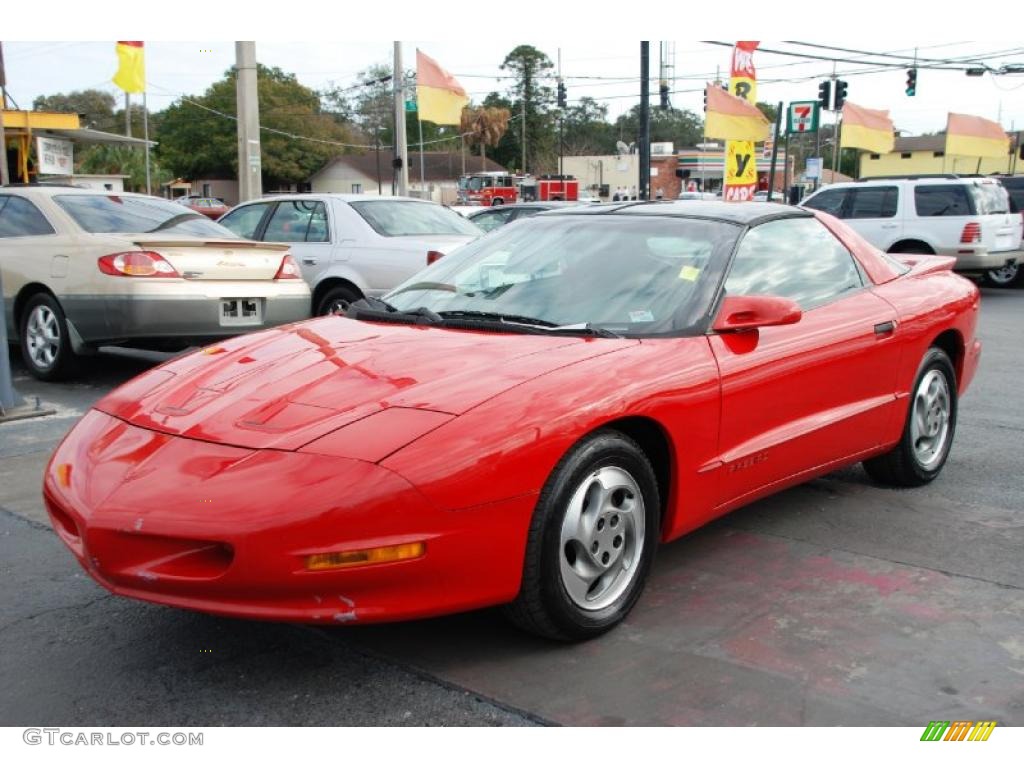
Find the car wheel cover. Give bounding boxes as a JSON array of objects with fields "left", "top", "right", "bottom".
[
  {"left": 558, "top": 465, "right": 645, "bottom": 611},
  {"left": 987, "top": 263, "right": 1018, "bottom": 284},
  {"left": 26, "top": 305, "right": 60, "bottom": 370},
  {"left": 911, "top": 369, "right": 951, "bottom": 471}
]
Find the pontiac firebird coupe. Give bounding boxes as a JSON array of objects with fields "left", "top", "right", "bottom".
[{"left": 44, "top": 201, "right": 981, "bottom": 641}]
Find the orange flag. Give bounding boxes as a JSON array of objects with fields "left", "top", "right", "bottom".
[
  {"left": 840, "top": 101, "right": 894, "bottom": 154},
  {"left": 705, "top": 85, "right": 771, "bottom": 142},
  {"left": 945, "top": 113, "right": 1009, "bottom": 158},
  {"left": 416, "top": 50, "right": 468, "bottom": 126}
]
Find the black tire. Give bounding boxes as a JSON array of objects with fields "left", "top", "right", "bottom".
[
  {"left": 504, "top": 430, "right": 660, "bottom": 642},
  {"left": 863, "top": 347, "right": 957, "bottom": 487},
  {"left": 982, "top": 262, "right": 1022, "bottom": 288},
  {"left": 19, "top": 292, "right": 78, "bottom": 381},
  {"left": 316, "top": 284, "right": 361, "bottom": 316},
  {"left": 490, "top": 198, "right": 504, "bottom": 206}
]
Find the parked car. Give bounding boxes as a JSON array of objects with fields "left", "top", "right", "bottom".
[
  {"left": 178, "top": 196, "right": 230, "bottom": 220},
  {"left": 1, "top": 187, "right": 310, "bottom": 380},
  {"left": 677, "top": 191, "right": 719, "bottom": 201},
  {"left": 218, "top": 194, "right": 481, "bottom": 315},
  {"left": 467, "top": 201, "right": 584, "bottom": 233},
  {"left": 46, "top": 201, "right": 980, "bottom": 640},
  {"left": 985, "top": 174, "right": 1024, "bottom": 286},
  {"left": 800, "top": 176, "right": 1022, "bottom": 278}
]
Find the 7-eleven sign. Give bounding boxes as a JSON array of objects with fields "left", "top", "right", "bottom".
[{"left": 788, "top": 101, "right": 819, "bottom": 134}]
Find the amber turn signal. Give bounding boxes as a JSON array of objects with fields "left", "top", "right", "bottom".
[{"left": 305, "top": 541, "right": 425, "bottom": 571}]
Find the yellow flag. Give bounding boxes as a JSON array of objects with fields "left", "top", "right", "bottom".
[
  {"left": 416, "top": 50, "right": 468, "bottom": 126},
  {"left": 113, "top": 41, "right": 145, "bottom": 94}
]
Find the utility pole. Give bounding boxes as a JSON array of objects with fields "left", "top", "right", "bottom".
[
  {"left": 393, "top": 42, "right": 409, "bottom": 196},
  {"left": 0, "top": 42, "right": 9, "bottom": 187},
  {"left": 124, "top": 93, "right": 131, "bottom": 136},
  {"left": 830, "top": 65, "right": 839, "bottom": 177},
  {"left": 521, "top": 87, "right": 527, "bottom": 175},
  {"left": 235, "top": 42, "right": 262, "bottom": 202},
  {"left": 142, "top": 91, "right": 151, "bottom": 194},
  {"left": 639, "top": 41, "right": 651, "bottom": 200},
  {"left": 557, "top": 47, "right": 563, "bottom": 177}
]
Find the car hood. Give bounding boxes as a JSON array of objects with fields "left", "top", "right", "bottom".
[{"left": 94, "top": 316, "right": 635, "bottom": 451}]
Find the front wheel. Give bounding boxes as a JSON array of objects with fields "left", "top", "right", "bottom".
[
  {"left": 505, "top": 430, "right": 660, "bottom": 641},
  {"left": 316, "top": 285, "right": 361, "bottom": 316},
  {"left": 982, "top": 262, "right": 1021, "bottom": 288},
  {"left": 863, "top": 347, "right": 957, "bottom": 487}
]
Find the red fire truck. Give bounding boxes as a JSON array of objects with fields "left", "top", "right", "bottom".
[
  {"left": 518, "top": 174, "right": 580, "bottom": 202},
  {"left": 457, "top": 172, "right": 581, "bottom": 206},
  {"left": 457, "top": 173, "right": 518, "bottom": 206}
]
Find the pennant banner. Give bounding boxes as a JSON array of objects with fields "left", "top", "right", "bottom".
[
  {"left": 705, "top": 85, "right": 771, "bottom": 142},
  {"left": 113, "top": 41, "right": 145, "bottom": 94},
  {"left": 416, "top": 50, "right": 468, "bottom": 126},
  {"left": 945, "top": 112, "right": 1009, "bottom": 158},
  {"left": 840, "top": 101, "right": 895, "bottom": 154},
  {"left": 724, "top": 41, "right": 760, "bottom": 202}
]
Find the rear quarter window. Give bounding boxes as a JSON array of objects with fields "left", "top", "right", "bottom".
[{"left": 914, "top": 185, "right": 975, "bottom": 217}]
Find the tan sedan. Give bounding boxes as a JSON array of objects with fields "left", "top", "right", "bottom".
[{"left": 0, "top": 187, "right": 310, "bottom": 380}]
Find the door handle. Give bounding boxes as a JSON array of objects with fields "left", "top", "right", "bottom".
[
  {"left": 881, "top": 224, "right": 899, "bottom": 229},
  {"left": 874, "top": 320, "right": 895, "bottom": 336},
  {"left": 302, "top": 257, "right": 318, "bottom": 265}
]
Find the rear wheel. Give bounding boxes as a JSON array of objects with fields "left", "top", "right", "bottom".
[
  {"left": 19, "top": 293, "right": 77, "bottom": 381},
  {"left": 490, "top": 197, "right": 504, "bottom": 206},
  {"left": 863, "top": 348, "right": 957, "bottom": 487},
  {"left": 505, "top": 430, "right": 659, "bottom": 641},
  {"left": 316, "top": 284, "right": 361, "bottom": 316},
  {"left": 982, "top": 262, "right": 1021, "bottom": 287},
  {"left": 887, "top": 241, "right": 935, "bottom": 255}
]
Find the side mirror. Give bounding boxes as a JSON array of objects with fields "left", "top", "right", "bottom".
[{"left": 712, "top": 295, "right": 802, "bottom": 332}]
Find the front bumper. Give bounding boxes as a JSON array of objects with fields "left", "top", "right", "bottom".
[
  {"left": 63, "top": 283, "right": 311, "bottom": 346},
  {"left": 938, "top": 247, "right": 1020, "bottom": 272},
  {"left": 43, "top": 410, "right": 533, "bottom": 624}
]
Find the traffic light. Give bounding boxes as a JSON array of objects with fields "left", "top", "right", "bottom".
[
  {"left": 703, "top": 87, "right": 707, "bottom": 112},
  {"left": 834, "top": 80, "right": 848, "bottom": 110},
  {"left": 556, "top": 81, "right": 567, "bottom": 108},
  {"left": 659, "top": 82, "right": 669, "bottom": 110},
  {"left": 818, "top": 80, "right": 832, "bottom": 111},
  {"left": 905, "top": 68, "right": 917, "bottom": 97}
]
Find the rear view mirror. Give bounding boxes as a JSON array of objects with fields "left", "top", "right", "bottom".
[{"left": 713, "top": 295, "right": 802, "bottom": 332}]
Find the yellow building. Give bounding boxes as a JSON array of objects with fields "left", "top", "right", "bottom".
[{"left": 859, "top": 132, "right": 1024, "bottom": 178}]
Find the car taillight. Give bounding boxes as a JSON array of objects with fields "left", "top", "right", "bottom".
[
  {"left": 960, "top": 222, "right": 981, "bottom": 244},
  {"left": 427, "top": 250, "right": 444, "bottom": 265},
  {"left": 274, "top": 254, "right": 302, "bottom": 279},
  {"left": 97, "top": 251, "right": 180, "bottom": 277}
]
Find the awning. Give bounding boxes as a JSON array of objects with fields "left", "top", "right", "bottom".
[{"left": 40, "top": 127, "right": 156, "bottom": 148}]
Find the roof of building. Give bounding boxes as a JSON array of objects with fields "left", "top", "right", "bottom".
[{"left": 312, "top": 150, "right": 506, "bottom": 183}]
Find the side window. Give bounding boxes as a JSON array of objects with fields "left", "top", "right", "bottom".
[
  {"left": 0, "top": 196, "right": 56, "bottom": 237},
  {"left": 219, "top": 203, "right": 269, "bottom": 240},
  {"left": 472, "top": 209, "right": 515, "bottom": 232},
  {"left": 914, "top": 185, "right": 973, "bottom": 217},
  {"left": 849, "top": 187, "right": 898, "bottom": 219},
  {"left": 802, "top": 188, "right": 849, "bottom": 217},
  {"left": 725, "top": 218, "right": 864, "bottom": 310},
  {"left": 264, "top": 200, "right": 328, "bottom": 243}
]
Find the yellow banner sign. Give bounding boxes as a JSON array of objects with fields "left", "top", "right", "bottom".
[{"left": 724, "top": 43, "right": 760, "bottom": 202}]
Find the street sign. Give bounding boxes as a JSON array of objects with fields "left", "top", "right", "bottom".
[
  {"left": 806, "top": 157, "right": 823, "bottom": 180},
  {"left": 787, "top": 101, "right": 819, "bottom": 134},
  {"left": 405, "top": 99, "right": 417, "bottom": 112}
]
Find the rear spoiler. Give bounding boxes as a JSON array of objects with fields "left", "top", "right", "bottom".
[
  {"left": 130, "top": 238, "right": 290, "bottom": 251},
  {"left": 897, "top": 254, "right": 957, "bottom": 277}
]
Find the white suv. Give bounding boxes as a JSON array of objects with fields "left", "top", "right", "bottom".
[{"left": 801, "top": 176, "right": 1022, "bottom": 275}]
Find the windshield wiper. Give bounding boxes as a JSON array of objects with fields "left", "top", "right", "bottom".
[
  {"left": 388, "top": 281, "right": 458, "bottom": 297},
  {"left": 345, "top": 300, "right": 441, "bottom": 325},
  {"left": 436, "top": 310, "right": 559, "bottom": 327},
  {"left": 148, "top": 212, "right": 202, "bottom": 233}
]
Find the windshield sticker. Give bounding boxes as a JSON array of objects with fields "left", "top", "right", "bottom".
[
  {"left": 629, "top": 310, "right": 655, "bottom": 323},
  {"left": 678, "top": 265, "right": 701, "bottom": 282}
]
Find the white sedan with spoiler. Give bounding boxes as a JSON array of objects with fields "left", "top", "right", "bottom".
[{"left": 0, "top": 187, "right": 310, "bottom": 380}]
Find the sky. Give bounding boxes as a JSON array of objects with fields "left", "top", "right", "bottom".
[{"left": 4, "top": 39, "right": 1023, "bottom": 140}]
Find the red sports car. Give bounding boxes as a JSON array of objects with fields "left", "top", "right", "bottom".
[{"left": 44, "top": 202, "right": 981, "bottom": 640}]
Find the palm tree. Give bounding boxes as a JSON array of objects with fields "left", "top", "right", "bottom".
[{"left": 461, "top": 106, "right": 510, "bottom": 171}]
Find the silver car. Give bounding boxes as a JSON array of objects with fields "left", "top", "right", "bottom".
[
  {"left": 219, "top": 194, "right": 482, "bottom": 315},
  {"left": 1, "top": 187, "right": 310, "bottom": 381}
]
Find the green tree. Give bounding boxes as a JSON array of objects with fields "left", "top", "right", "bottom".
[
  {"left": 616, "top": 104, "right": 703, "bottom": 150},
  {"left": 561, "top": 97, "right": 616, "bottom": 156},
  {"left": 78, "top": 144, "right": 172, "bottom": 193},
  {"left": 32, "top": 89, "right": 118, "bottom": 132},
  {"left": 500, "top": 45, "right": 556, "bottom": 173},
  {"left": 156, "top": 64, "right": 355, "bottom": 188}
]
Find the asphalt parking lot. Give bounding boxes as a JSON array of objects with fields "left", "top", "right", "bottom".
[{"left": 1, "top": 286, "right": 1022, "bottom": 726}]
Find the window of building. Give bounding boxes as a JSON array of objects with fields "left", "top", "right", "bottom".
[
  {"left": 351, "top": 183, "right": 363, "bottom": 194},
  {"left": 900, "top": 152, "right": 912, "bottom": 159},
  {"left": 725, "top": 218, "right": 863, "bottom": 311},
  {"left": 0, "top": 196, "right": 56, "bottom": 237},
  {"left": 869, "top": 153, "right": 881, "bottom": 160},
  {"left": 933, "top": 151, "right": 945, "bottom": 158}
]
